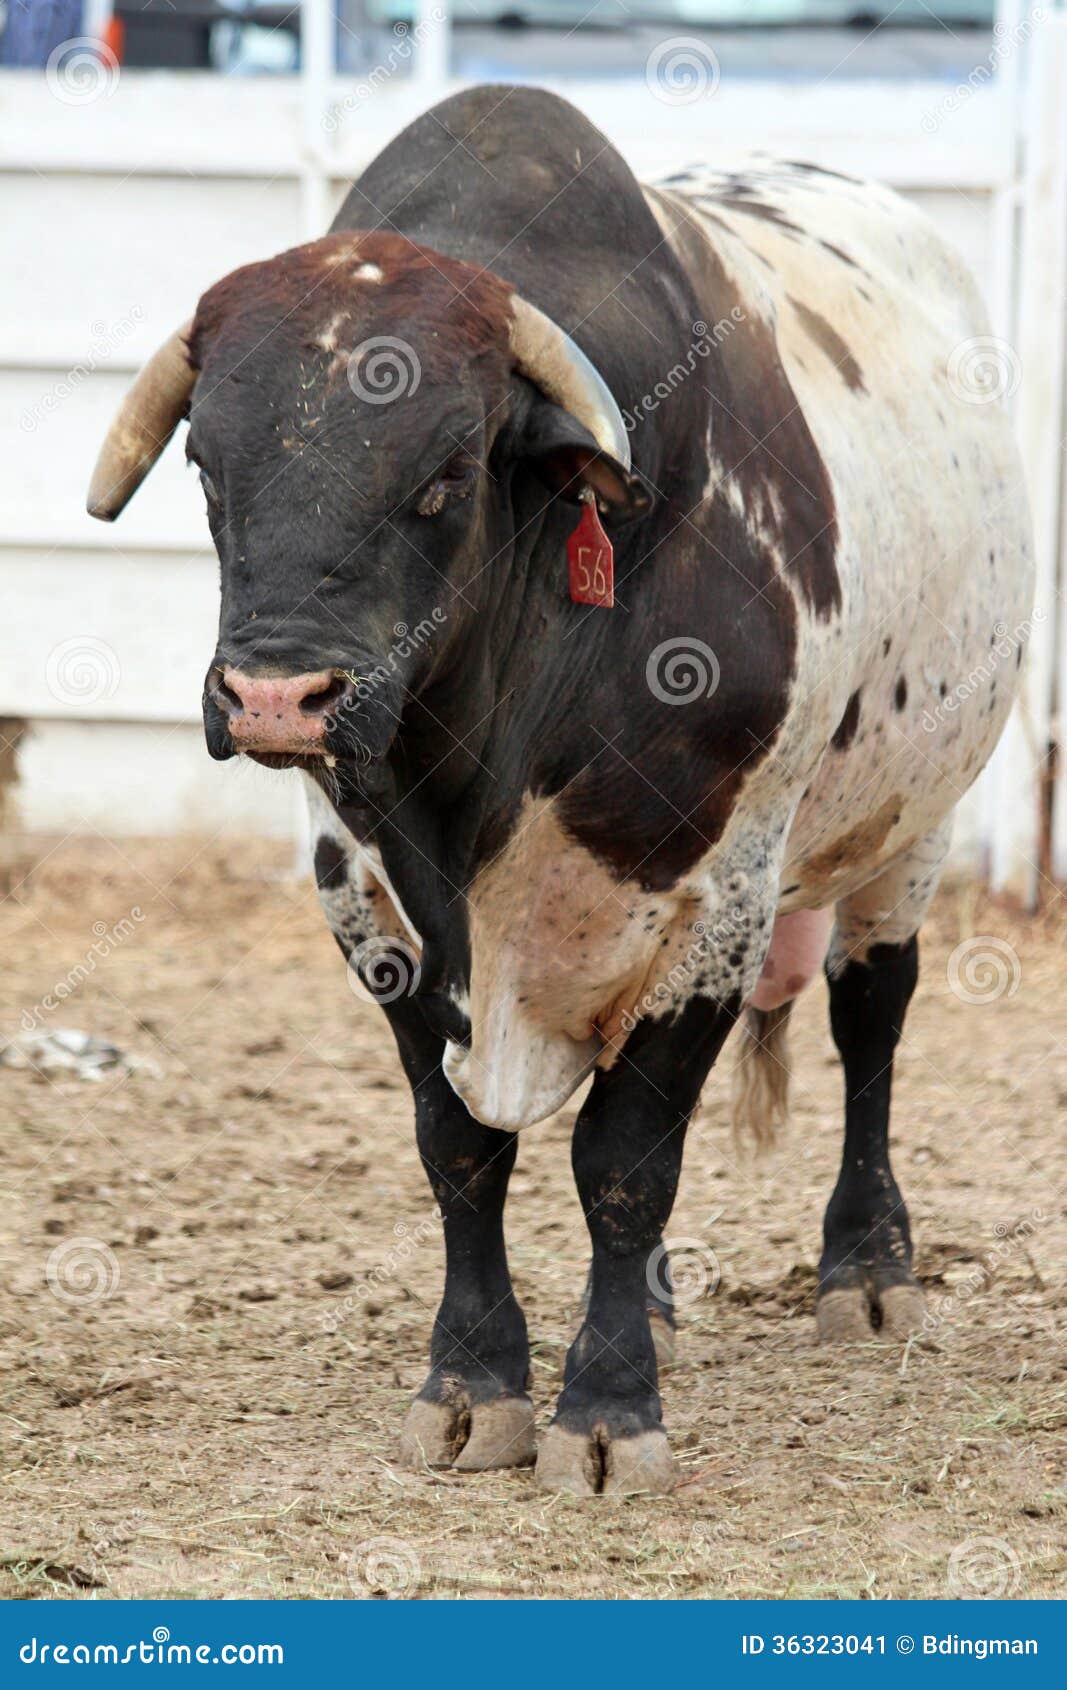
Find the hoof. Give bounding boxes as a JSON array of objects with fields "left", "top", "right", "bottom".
[
  {"left": 816, "top": 1281, "right": 926, "bottom": 1343},
  {"left": 878, "top": 1282, "right": 927, "bottom": 1337},
  {"left": 816, "top": 1287, "right": 874, "bottom": 1343},
  {"left": 535, "top": 1422, "right": 676, "bottom": 1498},
  {"left": 399, "top": 1394, "right": 536, "bottom": 1472}
]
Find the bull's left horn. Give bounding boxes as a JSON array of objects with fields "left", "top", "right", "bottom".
[
  {"left": 87, "top": 322, "right": 195, "bottom": 520},
  {"left": 508, "top": 297, "right": 631, "bottom": 471}
]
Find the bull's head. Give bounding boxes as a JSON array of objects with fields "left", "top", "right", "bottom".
[{"left": 87, "top": 232, "right": 648, "bottom": 783}]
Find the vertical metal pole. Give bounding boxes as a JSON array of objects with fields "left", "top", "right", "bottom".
[
  {"left": 991, "top": 10, "right": 1067, "bottom": 901},
  {"left": 84, "top": 0, "right": 114, "bottom": 38},
  {"left": 413, "top": 0, "right": 451, "bottom": 92},
  {"left": 301, "top": 0, "right": 335, "bottom": 240},
  {"left": 979, "top": 0, "right": 1025, "bottom": 883}
]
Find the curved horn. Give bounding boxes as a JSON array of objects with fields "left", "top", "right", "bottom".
[
  {"left": 87, "top": 322, "right": 195, "bottom": 521},
  {"left": 508, "top": 297, "right": 631, "bottom": 471}
]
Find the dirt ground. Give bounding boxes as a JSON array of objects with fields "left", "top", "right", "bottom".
[{"left": 0, "top": 835, "right": 1063, "bottom": 1601}]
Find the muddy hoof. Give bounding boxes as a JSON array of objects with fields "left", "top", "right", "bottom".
[
  {"left": 535, "top": 1423, "right": 675, "bottom": 1498},
  {"left": 878, "top": 1282, "right": 927, "bottom": 1337},
  {"left": 816, "top": 1281, "right": 926, "bottom": 1343},
  {"left": 399, "top": 1394, "right": 536, "bottom": 1472}
]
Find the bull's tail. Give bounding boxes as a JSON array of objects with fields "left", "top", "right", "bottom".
[{"left": 731, "top": 1001, "right": 793, "bottom": 1152}]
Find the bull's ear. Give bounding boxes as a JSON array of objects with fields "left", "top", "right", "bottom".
[{"left": 521, "top": 396, "right": 653, "bottom": 524}]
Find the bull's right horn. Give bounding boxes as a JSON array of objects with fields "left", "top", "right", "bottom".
[{"left": 87, "top": 322, "right": 195, "bottom": 521}]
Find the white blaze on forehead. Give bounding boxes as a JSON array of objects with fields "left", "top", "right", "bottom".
[
  {"left": 316, "top": 310, "right": 348, "bottom": 353},
  {"left": 354, "top": 261, "right": 384, "bottom": 283}
]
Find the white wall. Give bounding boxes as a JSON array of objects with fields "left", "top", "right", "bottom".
[{"left": 0, "top": 66, "right": 1019, "bottom": 855}]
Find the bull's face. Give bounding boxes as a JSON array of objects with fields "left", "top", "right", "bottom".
[{"left": 87, "top": 231, "right": 648, "bottom": 786}]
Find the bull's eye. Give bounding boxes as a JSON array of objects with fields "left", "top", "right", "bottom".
[
  {"left": 416, "top": 455, "right": 475, "bottom": 517},
  {"left": 199, "top": 468, "right": 221, "bottom": 509}
]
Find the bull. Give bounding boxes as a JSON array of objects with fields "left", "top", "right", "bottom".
[{"left": 88, "top": 86, "right": 1033, "bottom": 1495}]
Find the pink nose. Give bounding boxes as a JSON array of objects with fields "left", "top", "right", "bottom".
[{"left": 215, "top": 667, "right": 352, "bottom": 753}]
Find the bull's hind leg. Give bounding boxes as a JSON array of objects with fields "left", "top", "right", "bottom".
[
  {"left": 537, "top": 998, "right": 736, "bottom": 1497},
  {"left": 817, "top": 824, "right": 951, "bottom": 1342}
]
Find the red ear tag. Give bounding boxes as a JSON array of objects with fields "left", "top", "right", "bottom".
[{"left": 567, "top": 491, "right": 614, "bottom": 608}]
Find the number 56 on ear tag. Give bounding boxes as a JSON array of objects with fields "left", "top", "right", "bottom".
[{"left": 567, "top": 490, "right": 614, "bottom": 608}]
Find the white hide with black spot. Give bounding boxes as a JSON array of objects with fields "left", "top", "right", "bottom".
[{"left": 303, "top": 776, "right": 422, "bottom": 966}]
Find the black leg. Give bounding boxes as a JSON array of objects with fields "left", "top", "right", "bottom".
[
  {"left": 384, "top": 992, "right": 534, "bottom": 1470},
  {"left": 818, "top": 935, "right": 926, "bottom": 1340},
  {"left": 537, "top": 996, "right": 737, "bottom": 1495}
]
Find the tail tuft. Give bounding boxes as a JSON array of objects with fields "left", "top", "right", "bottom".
[{"left": 732, "top": 1002, "right": 793, "bottom": 1152}]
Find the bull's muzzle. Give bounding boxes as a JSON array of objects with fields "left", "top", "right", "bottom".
[{"left": 206, "top": 667, "right": 360, "bottom": 756}]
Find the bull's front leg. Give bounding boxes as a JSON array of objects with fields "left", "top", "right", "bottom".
[
  {"left": 308, "top": 792, "right": 533, "bottom": 1470},
  {"left": 386, "top": 994, "right": 535, "bottom": 1472},
  {"left": 537, "top": 996, "right": 738, "bottom": 1496}
]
